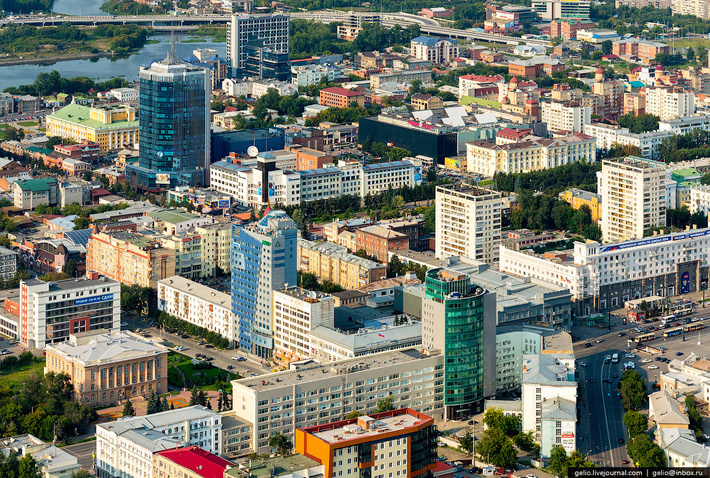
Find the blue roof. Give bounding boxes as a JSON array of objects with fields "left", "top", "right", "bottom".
[
  {"left": 627, "top": 81, "right": 645, "bottom": 88},
  {"left": 298, "top": 167, "right": 341, "bottom": 176},
  {"left": 212, "top": 160, "right": 251, "bottom": 173},
  {"left": 411, "top": 36, "right": 457, "bottom": 46},
  {"left": 362, "top": 161, "right": 410, "bottom": 171},
  {"left": 63, "top": 228, "right": 92, "bottom": 247}
]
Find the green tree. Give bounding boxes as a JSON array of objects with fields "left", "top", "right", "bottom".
[
  {"left": 619, "top": 370, "right": 648, "bottom": 411},
  {"left": 476, "top": 428, "right": 516, "bottom": 468},
  {"left": 687, "top": 47, "right": 696, "bottom": 61},
  {"left": 623, "top": 410, "right": 648, "bottom": 437},
  {"left": 62, "top": 259, "right": 77, "bottom": 278},
  {"left": 483, "top": 408, "right": 520, "bottom": 437},
  {"left": 345, "top": 411, "right": 362, "bottom": 419},
  {"left": 146, "top": 391, "right": 158, "bottom": 415},
  {"left": 268, "top": 433, "right": 293, "bottom": 457},
  {"left": 161, "top": 396, "right": 169, "bottom": 412},
  {"left": 459, "top": 429, "right": 474, "bottom": 454},
  {"left": 122, "top": 399, "right": 134, "bottom": 417},
  {"left": 513, "top": 431, "right": 540, "bottom": 458},
  {"left": 702, "top": 173, "right": 710, "bottom": 185},
  {"left": 45, "top": 136, "right": 63, "bottom": 149},
  {"left": 685, "top": 396, "right": 704, "bottom": 439},
  {"left": 375, "top": 396, "right": 394, "bottom": 413},
  {"left": 18, "top": 453, "right": 42, "bottom": 478},
  {"left": 601, "top": 40, "right": 613, "bottom": 55},
  {"left": 548, "top": 445, "right": 568, "bottom": 476},
  {"left": 627, "top": 434, "right": 666, "bottom": 467},
  {"left": 70, "top": 470, "right": 92, "bottom": 478}
]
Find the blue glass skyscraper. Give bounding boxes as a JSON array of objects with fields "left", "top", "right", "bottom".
[
  {"left": 127, "top": 52, "right": 210, "bottom": 190},
  {"left": 231, "top": 210, "right": 297, "bottom": 358}
]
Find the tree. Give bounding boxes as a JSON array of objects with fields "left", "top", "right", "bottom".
[
  {"left": 627, "top": 434, "right": 666, "bottom": 467},
  {"left": 685, "top": 396, "right": 704, "bottom": 440},
  {"left": 161, "top": 396, "right": 169, "bottom": 412},
  {"left": 513, "top": 431, "right": 539, "bottom": 458},
  {"left": 375, "top": 396, "right": 394, "bottom": 413},
  {"left": 122, "top": 399, "right": 134, "bottom": 417},
  {"left": 269, "top": 433, "right": 293, "bottom": 456},
  {"left": 483, "top": 408, "right": 520, "bottom": 437},
  {"left": 70, "top": 471, "right": 92, "bottom": 478},
  {"left": 619, "top": 370, "right": 648, "bottom": 411},
  {"left": 45, "top": 136, "right": 63, "bottom": 149},
  {"left": 702, "top": 173, "right": 710, "bottom": 185},
  {"left": 476, "top": 428, "right": 516, "bottom": 468},
  {"left": 18, "top": 454, "right": 42, "bottom": 478},
  {"left": 345, "top": 411, "right": 362, "bottom": 419},
  {"left": 623, "top": 410, "right": 648, "bottom": 437},
  {"left": 189, "top": 388, "right": 199, "bottom": 406},
  {"left": 601, "top": 40, "right": 613, "bottom": 55},
  {"left": 548, "top": 445, "right": 569, "bottom": 476},
  {"left": 459, "top": 430, "right": 474, "bottom": 454},
  {"left": 687, "top": 46, "right": 696, "bottom": 61},
  {"left": 146, "top": 391, "right": 158, "bottom": 415},
  {"left": 62, "top": 259, "right": 77, "bottom": 278}
]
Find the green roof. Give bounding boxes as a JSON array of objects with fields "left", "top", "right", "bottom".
[
  {"left": 459, "top": 95, "right": 502, "bottom": 109},
  {"left": 672, "top": 168, "right": 701, "bottom": 179},
  {"left": 15, "top": 178, "right": 57, "bottom": 192},
  {"left": 26, "top": 146, "right": 53, "bottom": 155},
  {"left": 224, "top": 455, "right": 320, "bottom": 478},
  {"left": 151, "top": 210, "right": 200, "bottom": 225},
  {"left": 47, "top": 103, "right": 138, "bottom": 132}
]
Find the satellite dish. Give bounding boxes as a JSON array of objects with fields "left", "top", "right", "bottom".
[{"left": 247, "top": 146, "right": 259, "bottom": 157}]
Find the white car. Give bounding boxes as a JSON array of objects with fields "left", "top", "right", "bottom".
[
  {"left": 578, "top": 362, "right": 587, "bottom": 367},
  {"left": 642, "top": 359, "right": 652, "bottom": 363},
  {"left": 625, "top": 353, "right": 635, "bottom": 358},
  {"left": 648, "top": 364, "right": 658, "bottom": 369}
]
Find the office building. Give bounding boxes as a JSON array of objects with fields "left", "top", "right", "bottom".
[
  {"left": 87, "top": 229, "right": 176, "bottom": 288},
  {"left": 45, "top": 330, "right": 169, "bottom": 407},
  {"left": 127, "top": 53, "right": 210, "bottom": 190},
  {"left": 154, "top": 446, "right": 234, "bottom": 478},
  {"left": 532, "top": 0, "right": 591, "bottom": 19},
  {"left": 410, "top": 36, "right": 460, "bottom": 64},
  {"left": 96, "top": 406, "right": 222, "bottom": 478},
  {"left": 244, "top": 42, "right": 290, "bottom": 81},
  {"left": 540, "top": 101, "right": 591, "bottom": 133},
  {"left": 46, "top": 104, "right": 139, "bottom": 151},
  {"left": 295, "top": 409, "right": 437, "bottom": 478},
  {"left": 195, "top": 221, "right": 233, "bottom": 278},
  {"left": 319, "top": 87, "right": 366, "bottom": 109},
  {"left": 466, "top": 133, "right": 596, "bottom": 177},
  {"left": 355, "top": 225, "right": 409, "bottom": 263},
  {"left": 612, "top": 39, "right": 669, "bottom": 60},
  {"left": 297, "top": 239, "right": 386, "bottom": 290},
  {"left": 435, "top": 184, "right": 502, "bottom": 264},
  {"left": 16, "top": 273, "right": 120, "bottom": 349},
  {"left": 521, "top": 354, "right": 577, "bottom": 448},
  {"left": 421, "top": 268, "right": 496, "bottom": 419},
  {"left": 227, "top": 14, "right": 290, "bottom": 70},
  {"left": 231, "top": 210, "right": 297, "bottom": 357},
  {"left": 600, "top": 157, "right": 667, "bottom": 243},
  {"left": 583, "top": 122, "right": 672, "bottom": 160},
  {"left": 0, "top": 434, "right": 81, "bottom": 478},
  {"left": 296, "top": 148, "right": 333, "bottom": 171},
  {"left": 158, "top": 276, "right": 237, "bottom": 345},
  {"left": 658, "top": 114, "right": 710, "bottom": 135},
  {"left": 273, "top": 286, "right": 334, "bottom": 364},
  {"left": 672, "top": 0, "right": 710, "bottom": 20},
  {"left": 645, "top": 87, "right": 695, "bottom": 121},
  {"left": 230, "top": 348, "right": 446, "bottom": 453},
  {"left": 13, "top": 177, "right": 58, "bottom": 210},
  {"left": 0, "top": 246, "right": 17, "bottom": 281}
]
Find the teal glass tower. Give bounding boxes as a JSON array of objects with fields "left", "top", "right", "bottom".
[
  {"left": 422, "top": 268, "right": 496, "bottom": 420},
  {"left": 127, "top": 53, "right": 210, "bottom": 191}
]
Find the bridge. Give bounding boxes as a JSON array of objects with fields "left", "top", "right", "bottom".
[{"left": 0, "top": 10, "right": 549, "bottom": 46}]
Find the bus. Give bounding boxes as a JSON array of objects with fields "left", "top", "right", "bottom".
[
  {"left": 684, "top": 323, "right": 705, "bottom": 333},
  {"left": 663, "top": 326, "right": 683, "bottom": 338},
  {"left": 661, "top": 315, "right": 676, "bottom": 326},
  {"left": 634, "top": 332, "right": 656, "bottom": 343},
  {"left": 612, "top": 353, "right": 619, "bottom": 363},
  {"left": 670, "top": 301, "right": 694, "bottom": 317}
]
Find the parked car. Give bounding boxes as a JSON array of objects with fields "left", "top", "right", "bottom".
[{"left": 597, "top": 338, "right": 605, "bottom": 343}]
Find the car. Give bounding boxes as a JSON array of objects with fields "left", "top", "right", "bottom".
[
  {"left": 195, "top": 354, "right": 201, "bottom": 358},
  {"left": 197, "top": 341, "right": 205, "bottom": 346},
  {"left": 655, "top": 357, "right": 664, "bottom": 361},
  {"left": 180, "top": 334, "right": 189, "bottom": 339},
  {"left": 227, "top": 365, "right": 234, "bottom": 370},
  {"left": 205, "top": 356, "right": 214, "bottom": 361},
  {"left": 605, "top": 355, "right": 612, "bottom": 363},
  {"left": 622, "top": 460, "right": 630, "bottom": 465},
  {"left": 231, "top": 356, "right": 240, "bottom": 360},
  {"left": 588, "top": 378, "right": 595, "bottom": 383},
  {"left": 676, "top": 351, "right": 684, "bottom": 356},
  {"left": 648, "top": 365, "right": 659, "bottom": 369},
  {"left": 603, "top": 379, "right": 611, "bottom": 383},
  {"left": 121, "top": 322, "right": 128, "bottom": 327},
  {"left": 578, "top": 361, "right": 587, "bottom": 367},
  {"left": 625, "top": 353, "right": 635, "bottom": 358},
  {"left": 249, "top": 373, "right": 258, "bottom": 377},
  {"left": 597, "top": 338, "right": 605, "bottom": 343},
  {"left": 584, "top": 343, "right": 592, "bottom": 348},
  {"left": 618, "top": 332, "right": 626, "bottom": 337},
  {"left": 618, "top": 438, "right": 625, "bottom": 444},
  {"left": 205, "top": 344, "right": 214, "bottom": 349},
  {"left": 236, "top": 357, "right": 246, "bottom": 362},
  {"left": 526, "top": 474, "right": 537, "bottom": 478}
]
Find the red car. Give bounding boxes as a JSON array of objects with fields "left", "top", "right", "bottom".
[{"left": 621, "top": 460, "right": 630, "bottom": 465}]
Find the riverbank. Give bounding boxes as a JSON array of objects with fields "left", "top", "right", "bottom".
[{"left": 0, "top": 51, "right": 114, "bottom": 66}]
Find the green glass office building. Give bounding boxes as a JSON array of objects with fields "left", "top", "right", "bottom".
[{"left": 423, "top": 268, "right": 496, "bottom": 420}]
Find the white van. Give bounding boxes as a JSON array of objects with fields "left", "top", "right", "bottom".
[{"left": 612, "top": 353, "right": 619, "bottom": 363}]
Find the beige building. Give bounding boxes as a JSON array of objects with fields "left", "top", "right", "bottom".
[
  {"left": 45, "top": 330, "right": 169, "bottom": 407},
  {"left": 599, "top": 157, "right": 667, "bottom": 243},
  {"left": 297, "top": 238, "right": 386, "bottom": 289},
  {"left": 645, "top": 87, "right": 695, "bottom": 121},
  {"left": 195, "top": 221, "right": 233, "bottom": 278},
  {"left": 540, "top": 100, "right": 591, "bottom": 133},
  {"left": 435, "top": 184, "right": 502, "bottom": 264},
  {"left": 86, "top": 228, "right": 176, "bottom": 288},
  {"left": 46, "top": 103, "right": 139, "bottom": 151},
  {"left": 672, "top": 0, "right": 709, "bottom": 20}
]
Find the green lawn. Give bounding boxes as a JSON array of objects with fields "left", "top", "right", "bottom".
[
  {"left": 674, "top": 38, "right": 710, "bottom": 49},
  {"left": 168, "top": 352, "right": 235, "bottom": 388},
  {"left": 0, "top": 360, "right": 45, "bottom": 390},
  {"left": 17, "top": 121, "right": 37, "bottom": 127}
]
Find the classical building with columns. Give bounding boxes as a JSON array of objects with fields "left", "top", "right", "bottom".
[{"left": 46, "top": 103, "right": 139, "bottom": 150}]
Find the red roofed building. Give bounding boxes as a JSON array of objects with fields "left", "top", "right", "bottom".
[
  {"left": 319, "top": 86, "right": 366, "bottom": 108},
  {"left": 54, "top": 141, "right": 100, "bottom": 163},
  {"left": 496, "top": 127, "right": 534, "bottom": 144},
  {"left": 154, "top": 446, "right": 234, "bottom": 478},
  {"left": 433, "top": 461, "right": 455, "bottom": 478}
]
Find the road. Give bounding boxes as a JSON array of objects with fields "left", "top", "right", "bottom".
[{"left": 63, "top": 440, "right": 96, "bottom": 474}]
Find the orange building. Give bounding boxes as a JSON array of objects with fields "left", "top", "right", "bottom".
[
  {"left": 296, "top": 409, "right": 437, "bottom": 478},
  {"left": 355, "top": 225, "right": 409, "bottom": 263},
  {"left": 297, "top": 148, "right": 334, "bottom": 171},
  {"left": 508, "top": 58, "right": 565, "bottom": 78},
  {"left": 612, "top": 39, "right": 669, "bottom": 61},
  {"left": 550, "top": 19, "right": 594, "bottom": 40},
  {"left": 319, "top": 86, "right": 366, "bottom": 108}
]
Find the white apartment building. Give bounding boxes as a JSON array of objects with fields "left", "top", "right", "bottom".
[
  {"left": 222, "top": 78, "right": 251, "bottom": 97},
  {"left": 108, "top": 88, "right": 139, "bottom": 102},
  {"left": 658, "top": 114, "right": 710, "bottom": 134},
  {"left": 291, "top": 65, "right": 342, "bottom": 87},
  {"left": 230, "top": 348, "right": 445, "bottom": 453},
  {"left": 18, "top": 274, "right": 120, "bottom": 349},
  {"left": 672, "top": 0, "right": 709, "bottom": 20},
  {"left": 600, "top": 157, "right": 667, "bottom": 243},
  {"left": 209, "top": 159, "right": 301, "bottom": 209},
  {"left": 273, "top": 287, "right": 335, "bottom": 364},
  {"left": 496, "top": 328, "right": 544, "bottom": 392},
  {"left": 360, "top": 160, "right": 420, "bottom": 196},
  {"left": 645, "top": 87, "right": 695, "bottom": 121},
  {"left": 195, "top": 221, "right": 233, "bottom": 278},
  {"left": 689, "top": 185, "right": 710, "bottom": 216},
  {"left": 540, "top": 101, "right": 591, "bottom": 133},
  {"left": 251, "top": 80, "right": 297, "bottom": 99},
  {"left": 520, "top": 354, "right": 577, "bottom": 445},
  {"left": 435, "top": 184, "right": 502, "bottom": 264},
  {"left": 410, "top": 37, "right": 460, "bottom": 64},
  {"left": 298, "top": 167, "right": 343, "bottom": 201},
  {"left": 499, "top": 225, "right": 710, "bottom": 314},
  {"left": 583, "top": 123, "right": 673, "bottom": 160},
  {"left": 227, "top": 14, "right": 290, "bottom": 70},
  {"left": 0, "top": 246, "right": 18, "bottom": 281},
  {"left": 96, "top": 406, "right": 222, "bottom": 478},
  {"left": 466, "top": 133, "right": 596, "bottom": 176},
  {"left": 532, "top": 0, "right": 591, "bottom": 20},
  {"left": 157, "top": 276, "right": 237, "bottom": 345}
]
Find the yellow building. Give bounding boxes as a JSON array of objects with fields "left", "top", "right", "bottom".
[
  {"left": 297, "top": 238, "right": 386, "bottom": 289},
  {"left": 86, "top": 228, "right": 176, "bottom": 288},
  {"left": 195, "top": 222, "right": 232, "bottom": 278},
  {"left": 46, "top": 103, "right": 139, "bottom": 150},
  {"left": 558, "top": 187, "right": 602, "bottom": 223}
]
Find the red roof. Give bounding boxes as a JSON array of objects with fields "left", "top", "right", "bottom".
[
  {"left": 155, "top": 447, "right": 232, "bottom": 478},
  {"left": 497, "top": 127, "right": 532, "bottom": 139},
  {"left": 91, "top": 188, "right": 112, "bottom": 197},
  {"left": 432, "top": 461, "right": 455, "bottom": 475},
  {"left": 321, "top": 86, "right": 363, "bottom": 97},
  {"left": 224, "top": 106, "right": 239, "bottom": 112},
  {"left": 460, "top": 74, "right": 504, "bottom": 83}
]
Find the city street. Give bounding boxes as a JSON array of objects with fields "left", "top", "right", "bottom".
[{"left": 63, "top": 440, "right": 96, "bottom": 474}]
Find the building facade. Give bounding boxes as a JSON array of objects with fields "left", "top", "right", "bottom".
[
  {"left": 154, "top": 446, "right": 233, "bottom": 478},
  {"left": 355, "top": 226, "right": 409, "bottom": 263},
  {"left": 45, "top": 331, "right": 169, "bottom": 407},
  {"left": 46, "top": 104, "right": 138, "bottom": 151},
  {"left": 645, "top": 87, "right": 695, "bottom": 121},
  {"left": 540, "top": 100, "right": 591, "bottom": 133},
  {"left": 227, "top": 14, "right": 290, "bottom": 70},
  {"left": 435, "top": 184, "right": 502, "bottom": 264},
  {"left": 297, "top": 239, "right": 386, "bottom": 290},
  {"left": 410, "top": 36, "right": 460, "bottom": 64}
]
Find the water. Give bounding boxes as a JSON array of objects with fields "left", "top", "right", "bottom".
[
  {"left": 52, "top": 0, "right": 108, "bottom": 16},
  {"left": 0, "top": 36, "right": 226, "bottom": 91}
]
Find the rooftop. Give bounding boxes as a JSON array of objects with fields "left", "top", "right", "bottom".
[
  {"left": 47, "top": 103, "right": 138, "bottom": 131},
  {"left": 561, "top": 187, "right": 600, "bottom": 202},
  {"left": 649, "top": 390, "right": 690, "bottom": 425},
  {"left": 540, "top": 397, "right": 576, "bottom": 421},
  {"left": 276, "top": 286, "right": 332, "bottom": 303},
  {"left": 603, "top": 156, "right": 667, "bottom": 171},
  {"left": 150, "top": 210, "right": 201, "bottom": 225},
  {"left": 321, "top": 86, "right": 363, "bottom": 97},
  {"left": 358, "top": 225, "right": 407, "bottom": 240},
  {"left": 156, "top": 446, "right": 233, "bottom": 478},
  {"left": 22, "top": 275, "right": 117, "bottom": 292},
  {"left": 224, "top": 454, "right": 322, "bottom": 478},
  {"left": 14, "top": 177, "right": 57, "bottom": 192},
  {"left": 159, "top": 276, "right": 231, "bottom": 309},
  {"left": 98, "top": 405, "right": 218, "bottom": 438},
  {"left": 522, "top": 354, "right": 575, "bottom": 386},
  {"left": 46, "top": 331, "right": 167, "bottom": 365},
  {"left": 356, "top": 275, "right": 421, "bottom": 293},
  {"left": 306, "top": 409, "right": 433, "bottom": 445}
]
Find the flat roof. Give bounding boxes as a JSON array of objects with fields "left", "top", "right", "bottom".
[
  {"left": 48, "top": 103, "right": 138, "bottom": 131},
  {"left": 310, "top": 410, "right": 427, "bottom": 444},
  {"left": 156, "top": 446, "right": 233, "bottom": 477},
  {"left": 158, "top": 276, "right": 230, "bottom": 309},
  {"left": 150, "top": 210, "right": 201, "bottom": 224},
  {"left": 224, "top": 454, "right": 321, "bottom": 478}
]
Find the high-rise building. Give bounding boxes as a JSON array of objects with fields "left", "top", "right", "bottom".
[
  {"left": 540, "top": 100, "right": 591, "bottom": 133},
  {"left": 599, "top": 157, "right": 667, "bottom": 243},
  {"left": 422, "top": 268, "right": 496, "bottom": 419},
  {"left": 531, "top": 0, "right": 591, "bottom": 20},
  {"left": 295, "top": 409, "right": 437, "bottom": 478},
  {"left": 672, "top": 0, "right": 709, "bottom": 19},
  {"left": 644, "top": 87, "right": 695, "bottom": 121},
  {"left": 435, "top": 184, "right": 502, "bottom": 264},
  {"left": 127, "top": 53, "right": 210, "bottom": 191},
  {"left": 244, "top": 41, "right": 290, "bottom": 81},
  {"left": 227, "top": 14, "right": 290, "bottom": 71},
  {"left": 231, "top": 210, "right": 297, "bottom": 357}
]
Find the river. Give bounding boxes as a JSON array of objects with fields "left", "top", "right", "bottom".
[
  {"left": 0, "top": 35, "right": 226, "bottom": 91},
  {"left": 52, "top": 0, "right": 108, "bottom": 16}
]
